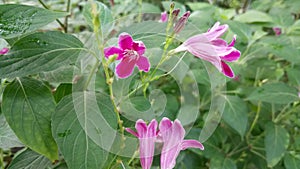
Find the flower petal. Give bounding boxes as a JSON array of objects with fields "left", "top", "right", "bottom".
[
  {"left": 135, "top": 119, "right": 148, "bottom": 138},
  {"left": 136, "top": 56, "right": 150, "bottom": 72},
  {"left": 181, "top": 140, "right": 204, "bottom": 150},
  {"left": 147, "top": 119, "right": 158, "bottom": 137},
  {"left": 228, "top": 35, "right": 236, "bottom": 47},
  {"left": 221, "top": 61, "right": 234, "bottom": 78},
  {"left": 115, "top": 57, "right": 136, "bottom": 79},
  {"left": 118, "top": 32, "right": 133, "bottom": 50},
  {"left": 0, "top": 47, "right": 9, "bottom": 55},
  {"left": 159, "top": 11, "right": 168, "bottom": 23},
  {"left": 125, "top": 128, "right": 139, "bottom": 137},
  {"left": 132, "top": 41, "right": 146, "bottom": 55},
  {"left": 205, "top": 22, "right": 228, "bottom": 40},
  {"left": 159, "top": 117, "right": 173, "bottom": 135},
  {"left": 104, "top": 46, "right": 124, "bottom": 59},
  {"left": 220, "top": 49, "right": 241, "bottom": 62}
]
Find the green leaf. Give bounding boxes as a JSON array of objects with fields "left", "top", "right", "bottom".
[
  {"left": 0, "top": 4, "right": 67, "bottom": 39},
  {"left": 83, "top": 1, "right": 113, "bottom": 37},
  {"left": 0, "top": 31, "right": 83, "bottom": 78},
  {"left": 39, "top": 65, "right": 78, "bottom": 84},
  {"left": 226, "top": 20, "right": 252, "bottom": 43},
  {"left": 54, "top": 83, "right": 72, "bottom": 103},
  {"left": 284, "top": 153, "right": 300, "bottom": 169},
  {"left": 7, "top": 149, "right": 52, "bottom": 169},
  {"left": 222, "top": 96, "right": 248, "bottom": 137},
  {"left": 234, "top": 10, "right": 273, "bottom": 23},
  {"left": 247, "top": 82, "right": 299, "bottom": 104},
  {"left": 0, "top": 114, "right": 23, "bottom": 150},
  {"left": 210, "top": 156, "right": 237, "bottom": 169},
  {"left": 2, "top": 77, "right": 58, "bottom": 161},
  {"left": 265, "top": 123, "right": 290, "bottom": 167},
  {"left": 52, "top": 93, "right": 116, "bottom": 169}
]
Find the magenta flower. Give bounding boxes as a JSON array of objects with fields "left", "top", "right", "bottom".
[
  {"left": 172, "top": 22, "right": 241, "bottom": 78},
  {"left": 126, "top": 119, "right": 158, "bottom": 169},
  {"left": 273, "top": 27, "right": 282, "bottom": 36},
  {"left": 104, "top": 33, "right": 150, "bottom": 78},
  {"left": 159, "top": 11, "right": 168, "bottom": 23},
  {"left": 0, "top": 47, "right": 9, "bottom": 55},
  {"left": 159, "top": 117, "right": 204, "bottom": 169}
]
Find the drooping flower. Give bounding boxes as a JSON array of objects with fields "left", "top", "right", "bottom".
[
  {"left": 0, "top": 47, "right": 9, "bottom": 55},
  {"left": 273, "top": 27, "right": 282, "bottom": 36},
  {"left": 159, "top": 117, "right": 204, "bottom": 169},
  {"left": 172, "top": 22, "right": 241, "bottom": 78},
  {"left": 125, "top": 119, "right": 158, "bottom": 169},
  {"left": 104, "top": 33, "right": 150, "bottom": 78},
  {"left": 159, "top": 11, "right": 168, "bottom": 23}
]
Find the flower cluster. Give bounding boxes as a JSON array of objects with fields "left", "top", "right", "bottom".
[
  {"left": 104, "top": 21, "right": 240, "bottom": 79},
  {"left": 126, "top": 118, "right": 204, "bottom": 169}
]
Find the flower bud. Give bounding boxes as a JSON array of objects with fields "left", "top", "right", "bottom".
[{"left": 173, "top": 11, "right": 190, "bottom": 34}]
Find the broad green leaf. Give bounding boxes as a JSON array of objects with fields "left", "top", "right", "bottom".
[
  {"left": 284, "top": 153, "right": 300, "bottom": 169},
  {"left": 140, "top": 2, "right": 160, "bottom": 13},
  {"left": 0, "top": 114, "right": 23, "bottom": 150},
  {"left": 2, "top": 77, "right": 58, "bottom": 161},
  {"left": 52, "top": 93, "right": 116, "bottom": 169},
  {"left": 226, "top": 20, "right": 252, "bottom": 43},
  {"left": 54, "top": 83, "right": 72, "bottom": 103},
  {"left": 186, "top": 2, "right": 214, "bottom": 11},
  {"left": 234, "top": 10, "right": 273, "bottom": 23},
  {"left": 39, "top": 65, "right": 78, "bottom": 84},
  {"left": 0, "top": 31, "right": 83, "bottom": 78},
  {"left": 0, "top": 4, "right": 67, "bottom": 39},
  {"left": 222, "top": 96, "right": 248, "bottom": 137},
  {"left": 265, "top": 123, "right": 290, "bottom": 167},
  {"left": 287, "top": 67, "right": 300, "bottom": 86},
  {"left": 7, "top": 149, "right": 51, "bottom": 169},
  {"left": 83, "top": 1, "right": 113, "bottom": 37},
  {"left": 247, "top": 82, "right": 299, "bottom": 104},
  {"left": 210, "top": 156, "right": 237, "bottom": 169}
]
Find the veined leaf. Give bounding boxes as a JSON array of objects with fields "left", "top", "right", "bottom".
[
  {"left": 2, "top": 77, "right": 58, "bottom": 161},
  {"left": 247, "top": 82, "right": 299, "bottom": 104},
  {"left": 222, "top": 95, "right": 248, "bottom": 137},
  {"left": 7, "top": 149, "right": 52, "bottom": 169},
  {"left": 284, "top": 153, "right": 300, "bottom": 169},
  {"left": 0, "top": 4, "right": 67, "bottom": 39},
  {"left": 0, "top": 31, "right": 83, "bottom": 78},
  {"left": 265, "top": 123, "right": 290, "bottom": 167},
  {"left": 234, "top": 10, "right": 273, "bottom": 23},
  {"left": 0, "top": 114, "right": 23, "bottom": 150}
]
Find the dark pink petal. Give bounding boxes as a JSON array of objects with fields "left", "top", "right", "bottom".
[
  {"left": 228, "top": 35, "right": 236, "bottom": 47},
  {"left": 115, "top": 57, "right": 136, "bottom": 79},
  {"left": 125, "top": 128, "right": 139, "bottom": 137},
  {"left": 221, "top": 61, "right": 234, "bottom": 78},
  {"left": 118, "top": 32, "right": 133, "bottom": 50},
  {"left": 181, "top": 140, "right": 204, "bottom": 150},
  {"left": 211, "top": 38, "right": 228, "bottom": 47},
  {"left": 0, "top": 47, "right": 9, "bottom": 55},
  {"left": 136, "top": 56, "right": 150, "bottom": 72},
  {"left": 147, "top": 119, "right": 158, "bottom": 137},
  {"left": 220, "top": 49, "right": 241, "bottom": 62},
  {"left": 104, "top": 47, "right": 124, "bottom": 59},
  {"left": 159, "top": 11, "right": 168, "bottom": 22},
  {"left": 132, "top": 41, "right": 146, "bottom": 55}
]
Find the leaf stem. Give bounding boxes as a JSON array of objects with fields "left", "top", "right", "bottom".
[
  {"left": 64, "top": 0, "right": 72, "bottom": 33},
  {"left": 246, "top": 101, "right": 261, "bottom": 142},
  {"left": 37, "top": 0, "right": 66, "bottom": 31}
]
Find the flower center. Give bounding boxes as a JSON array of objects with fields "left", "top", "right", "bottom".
[{"left": 124, "top": 49, "right": 139, "bottom": 61}]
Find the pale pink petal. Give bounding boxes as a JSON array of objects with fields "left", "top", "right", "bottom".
[
  {"left": 136, "top": 56, "right": 150, "bottom": 72},
  {"left": 147, "top": 119, "right": 158, "bottom": 137},
  {"left": 160, "top": 143, "right": 181, "bottom": 169},
  {"left": 204, "top": 22, "right": 228, "bottom": 40},
  {"left": 221, "top": 61, "right": 234, "bottom": 78},
  {"left": 159, "top": 117, "right": 173, "bottom": 135},
  {"left": 118, "top": 32, "right": 133, "bottom": 50},
  {"left": 159, "top": 11, "right": 168, "bottom": 23},
  {"left": 173, "top": 120, "right": 185, "bottom": 141},
  {"left": 125, "top": 128, "right": 139, "bottom": 137},
  {"left": 181, "top": 140, "right": 204, "bottom": 150},
  {"left": 220, "top": 49, "right": 241, "bottom": 62},
  {"left": 104, "top": 46, "right": 124, "bottom": 59},
  {"left": 211, "top": 38, "right": 228, "bottom": 47},
  {"left": 132, "top": 41, "right": 146, "bottom": 55},
  {"left": 115, "top": 57, "right": 136, "bottom": 79},
  {"left": 135, "top": 119, "right": 148, "bottom": 138}
]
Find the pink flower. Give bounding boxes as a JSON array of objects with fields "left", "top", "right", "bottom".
[
  {"left": 104, "top": 33, "right": 150, "bottom": 78},
  {"left": 126, "top": 119, "right": 158, "bottom": 169},
  {"left": 172, "top": 22, "right": 241, "bottom": 78},
  {"left": 173, "top": 11, "right": 190, "bottom": 34},
  {"left": 0, "top": 47, "right": 9, "bottom": 55},
  {"left": 159, "top": 11, "right": 168, "bottom": 23},
  {"left": 159, "top": 117, "right": 204, "bottom": 169},
  {"left": 273, "top": 27, "right": 281, "bottom": 36}
]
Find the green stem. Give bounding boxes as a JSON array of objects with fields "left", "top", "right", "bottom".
[
  {"left": 83, "top": 61, "right": 100, "bottom": 91},
  {"left": 246, "top": 101, "right": 261, "bottom": 142},
  {"left": 64, "top": 0, "right": 72, "bottom": 33},
  {"left": 38, "top": 0, "right": 66, "bottom": 31}
]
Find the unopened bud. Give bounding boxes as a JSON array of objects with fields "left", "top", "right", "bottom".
[
  {"left": 171, "top": 9, "right": 180, "bottom": 22},
  {"left": 170, "top": 2, "right": 175, "bottom": 10},
  {"left": 0, "top": 47, "right": 9, "bottom": 55},
  {"left": 173, "top": 11, "right": 190, "bottom": 34}
]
